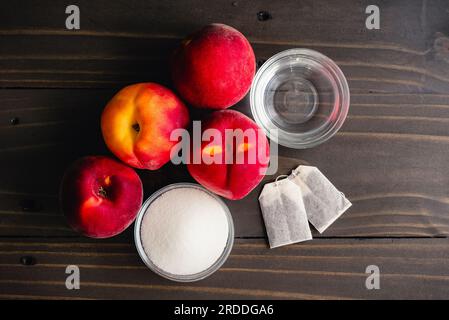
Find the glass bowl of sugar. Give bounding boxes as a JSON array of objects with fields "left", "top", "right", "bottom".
[{"left": 134, "top": 183, "right": 234, "bottom": 282}]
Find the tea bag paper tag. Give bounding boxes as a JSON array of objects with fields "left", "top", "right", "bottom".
[
  {"left": 290, "top": 165, "right": 352, "bottom": 233},
  {"left": 259, "top": 176, "right": 312, "bottom": 248}
]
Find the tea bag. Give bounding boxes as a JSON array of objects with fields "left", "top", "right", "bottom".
[
  {"left": 258, "top": 175, "right": 312, "bottom": 248},
  {"left": 289, "top": 165, "right": 352, "bottom": 233}
]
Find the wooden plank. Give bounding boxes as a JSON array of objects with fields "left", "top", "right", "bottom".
[
  {"left": 1, "top": 1, "right": 449, "bottom": 238},
  {"left": 0, "top": 238, "right": 448, "bottom": 299},
  {"left": 0, "top": 0, "right": 449, "bottom": 92},
  {"left": 0, "top": 0, "right": 435, "bottom": 47},
  {"left": 2, "top": 89, "right": 449, "bottom": 237},
  {"left": 0, "top": 0, "right": 448, "bottom": 300}
]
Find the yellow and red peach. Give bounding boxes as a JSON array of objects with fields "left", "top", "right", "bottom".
[
  {"left": 101, "top": 83, "right": 190, "bottom": 170},
  {"left": 171, "top": 23, "right": 256, "bottom": 110},
  {"left": 187, "top": 110, "right": 270, "bottom": 200},
  {"left": 60, "top": 156, "right": 143, "bottom": 238}
]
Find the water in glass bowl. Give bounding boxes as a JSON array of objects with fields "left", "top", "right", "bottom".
[{"left": 250, "top": 49, "right": 349, "bottom": 149}]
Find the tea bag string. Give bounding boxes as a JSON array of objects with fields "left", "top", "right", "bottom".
[
  {"left": 291, "top": 167, "right": 299, "bottom": 177},
  {"left": 275, "top": 174, "right": 289, "bottom": 186}
]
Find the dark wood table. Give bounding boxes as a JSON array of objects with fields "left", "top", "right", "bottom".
[{"left": 1, "top": 0, "right": 449, "bottom": 299}]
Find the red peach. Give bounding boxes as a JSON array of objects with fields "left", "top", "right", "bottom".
[
  {"left": 171, "top": 23, "right": 256, "bottom": 110},
  {"left": 187, "top": 110, "right": 270, "bottom": 200},
  {"left": 101, "top": 83, "right": 190, "bottom": 170},
  {"left": 60, "top": 156, "right": 143, "bottom": 238}
]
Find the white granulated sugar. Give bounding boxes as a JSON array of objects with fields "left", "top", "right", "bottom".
[{"left": 140, "top": 187, "right": 229, "bottom": 276}]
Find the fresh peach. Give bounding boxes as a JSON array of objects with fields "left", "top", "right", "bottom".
[
  {"left": 101, "top": 83, "right": 190, "bottom": 170},
  {"left": 187, "top": 110, "right": 270, "bottom": 200},
  {"left": 171, "top": 23, "right": 256, "bottom": 109},
  {"left": 60, "top": 156, "right": 143, "bottom": 238}
]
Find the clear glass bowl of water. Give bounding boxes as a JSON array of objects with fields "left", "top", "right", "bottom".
[{"left": 250, "top": 49, "right": 350, "bottom": 149}]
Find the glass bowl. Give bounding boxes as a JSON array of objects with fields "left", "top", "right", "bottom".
[
  {"left": 250, "top": 49, "right": 350, "bottom": 149},
  {"left": 134, "top": 183, "right": 234, "bottom": 282}
]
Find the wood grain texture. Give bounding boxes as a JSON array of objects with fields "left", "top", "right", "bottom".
[
  {"left": 1, "top": 238, "right": 449, "bottom": 299},
  {"left": 1, "top": 0, "right": 449, "bottom": 91},
  {"left": 1, "top": 0, "right": 449, "bottom": 299},
  {"left": 2, "top": 88, "right": 449, "bottom": 238}
]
